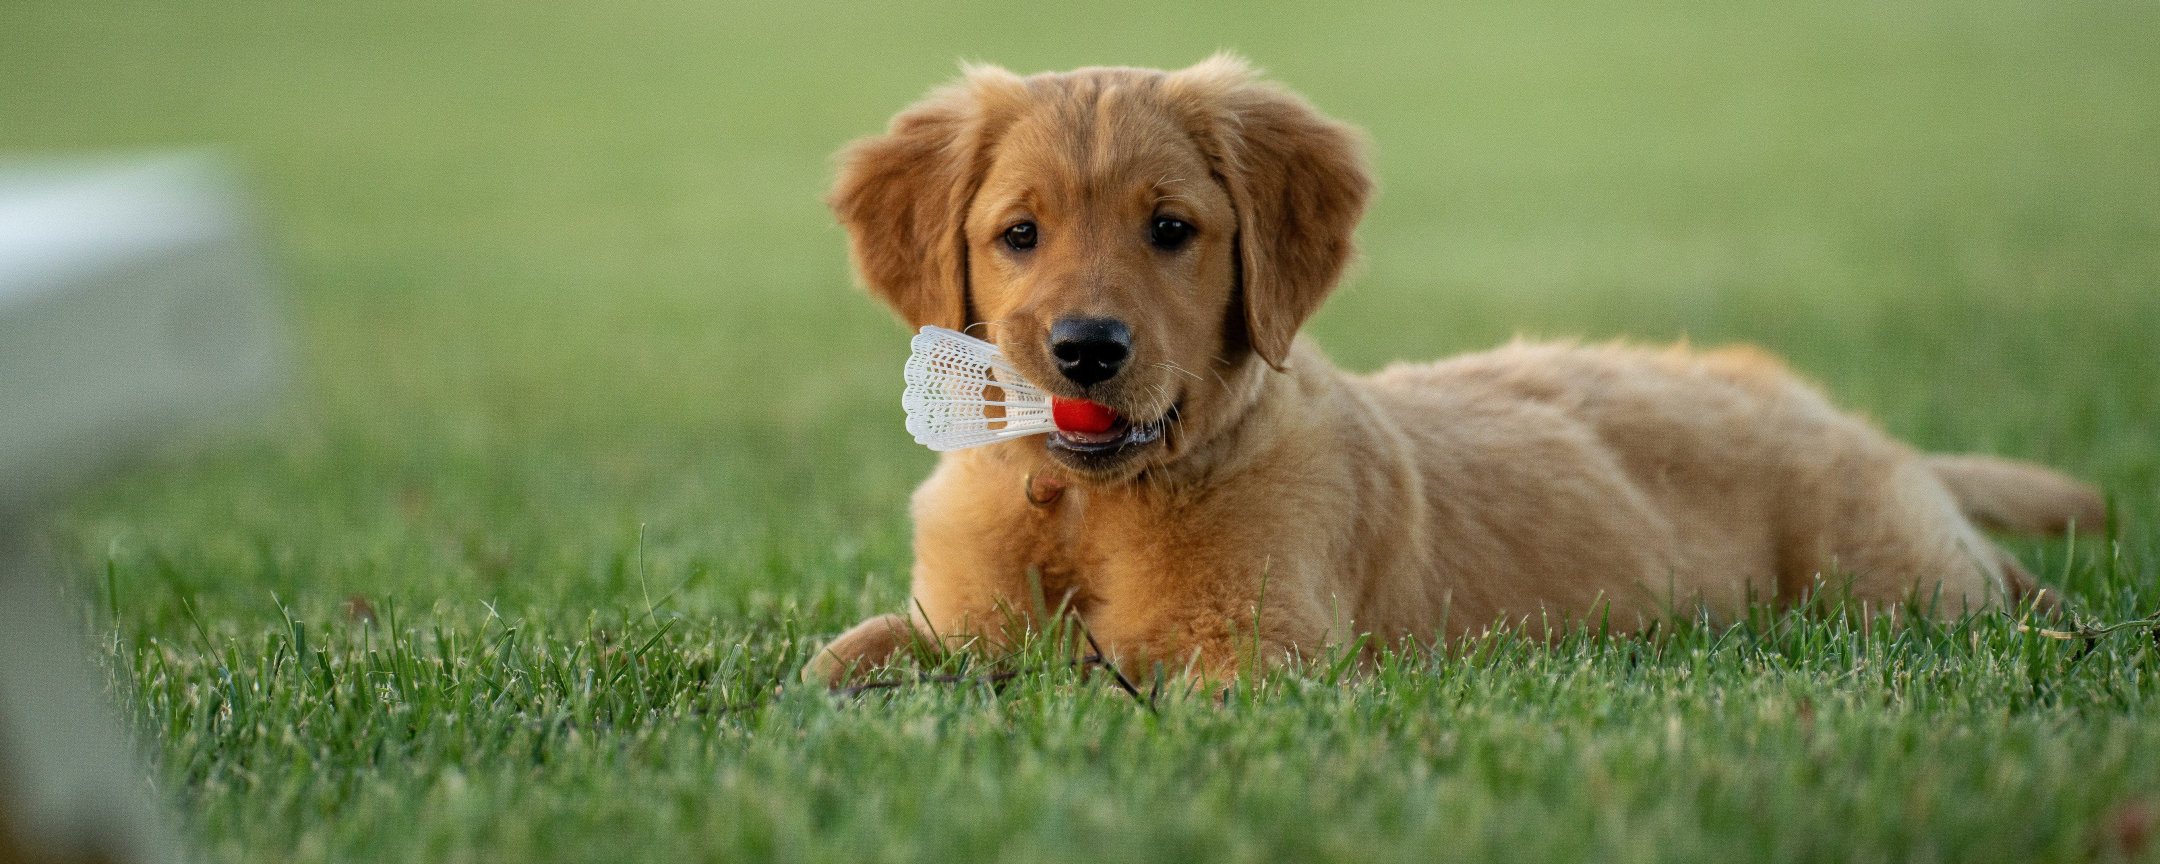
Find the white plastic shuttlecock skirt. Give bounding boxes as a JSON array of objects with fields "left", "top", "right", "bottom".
[{"left": 902, "top": 326, "right": 1055, "bottom": 452}]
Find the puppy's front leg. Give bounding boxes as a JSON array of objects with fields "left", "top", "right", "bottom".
[
  {"left": 803, "top": 456, "right": 1057, "bottom": 687},
  {"left": 802, "top": 552, "right": 1044, "bottom": 688},
  {"left": 1089, "top": 551, "right": 1333, "bottom": 683}
]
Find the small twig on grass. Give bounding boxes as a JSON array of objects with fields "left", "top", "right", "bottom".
[
  {"left": 2012, "top": 609, "right": 2160, "bottom": 642},
  {"left": 2011, "top": 608, "right": 2160, "bottom": 664}
]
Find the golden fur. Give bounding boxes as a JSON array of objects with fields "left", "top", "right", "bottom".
[{"left": 804, "top": 55, "right": 2106, "bottom": 685}]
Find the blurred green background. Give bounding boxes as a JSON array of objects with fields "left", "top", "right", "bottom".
[{"left": 5, "top": 1, "right": 2158, "bottom": 861}]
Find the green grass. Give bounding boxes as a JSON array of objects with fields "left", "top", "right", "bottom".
[{"left": 6, "top": 0, "right": 2160, "bottom": 861}]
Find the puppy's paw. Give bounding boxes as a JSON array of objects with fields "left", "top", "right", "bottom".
[{"left": 800, "top": 612, "right": 917, "bottom": 688}]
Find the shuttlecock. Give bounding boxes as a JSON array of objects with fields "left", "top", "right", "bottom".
[{"left": 903, "top": 326, "right": 1056, "bottom": 451}]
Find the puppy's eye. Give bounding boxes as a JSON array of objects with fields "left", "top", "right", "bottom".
[
  {"left": 1150, "top": 217, "right": 1194, "bottom": 250},
  {"left": 1004, "top": 222, "right": 1038, "bottom": 251}
]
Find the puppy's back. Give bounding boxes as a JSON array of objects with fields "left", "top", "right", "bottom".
[{"left": 1359, "top": 339, "right": 1896, "bottom": 615}]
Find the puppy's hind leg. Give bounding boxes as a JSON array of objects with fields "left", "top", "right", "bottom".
[{"left": 1802, "top": 457, "right": 2019, "bottom": 617}]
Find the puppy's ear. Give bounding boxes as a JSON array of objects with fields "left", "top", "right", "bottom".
[
  {"left": 1167, "top": 54, "right": 1372, "bottom": 370},
  {"left": 830, "top": 64, "right": 1027, "bottom": 331}
]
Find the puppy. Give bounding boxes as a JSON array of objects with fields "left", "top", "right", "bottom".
[{"left": 804, "top": 55, "right": 2104, "bottom": 685}]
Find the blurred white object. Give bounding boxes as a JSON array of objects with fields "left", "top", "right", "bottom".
[
  {"left": 902, "top": 325, "right": 1054, "bottom": 452},
  {"left": 0, "top": 153, "right": 282, "bottom": 511},
  {"left": 0, "top": 153, "right": 281, "bottom": 864}
]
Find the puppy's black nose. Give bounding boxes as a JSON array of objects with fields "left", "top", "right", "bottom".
[{"left": 1049, "top": 317, "right": 1131, "bottom": 386}]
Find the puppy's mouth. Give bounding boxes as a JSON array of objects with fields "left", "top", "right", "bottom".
[
  {"left": 1051, "top": 414, "right": 1164, "bottom": 450},
  {"left": 1045, "top": 401, "right": 1176, "bottom": 467}
]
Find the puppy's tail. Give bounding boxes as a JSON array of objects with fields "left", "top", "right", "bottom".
[{"left": 1925, "top": 453, "right": 2106, "bottom": 537}]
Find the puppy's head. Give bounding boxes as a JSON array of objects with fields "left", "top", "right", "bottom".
[{"left": 833, "top": 54, "right": 1370, "bottom": 480}]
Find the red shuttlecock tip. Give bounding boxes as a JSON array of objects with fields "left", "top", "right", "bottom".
[{"left": 1050, "top": 397, "right": 1120, "bottom": 434}]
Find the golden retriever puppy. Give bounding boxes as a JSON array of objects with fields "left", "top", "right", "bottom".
[{"left": 803, "top": 54, "right": 2104, "bottom": 685}]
